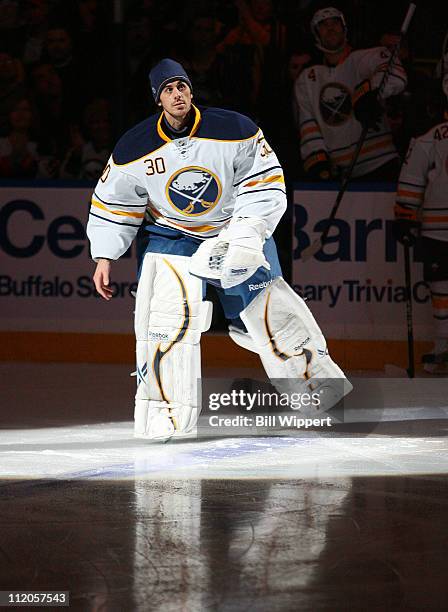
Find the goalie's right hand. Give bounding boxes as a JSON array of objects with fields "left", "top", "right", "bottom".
[
  {"left": 189, "top": 217, "right": 270, "bottom": 288},
  {"left": 220, "top": 234, "right": 270, "bottom": 289}
]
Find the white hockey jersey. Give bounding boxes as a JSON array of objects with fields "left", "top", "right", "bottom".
[
  {"left": 295, "top": 46, "right": 407, "bottom": 178},
  {"left": 395, "top": 118, "right": 448, "bottom": 242},
  {"left": 86, "top": 105, "right": 286, "bottom": 260}
]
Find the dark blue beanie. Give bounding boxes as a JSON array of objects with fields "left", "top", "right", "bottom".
[{"left": 149, "top": 58, "right": 193, "bottom": 103}]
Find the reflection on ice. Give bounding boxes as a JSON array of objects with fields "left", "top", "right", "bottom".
[{"left": 132, "top": 478, "right": 351, "bottom": 610}]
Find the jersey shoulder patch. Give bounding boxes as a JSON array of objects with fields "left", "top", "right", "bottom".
[
  {"left": 196, "top": 106, "right": 258, "bottom": 141},
  {"left": 112, "top": 114, "right": 163, "bottom": 165}
]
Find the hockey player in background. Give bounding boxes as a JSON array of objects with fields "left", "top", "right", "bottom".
[
  {"left": 394, "top": 63, "right": 448, "bottom": 375},
  {"left": 295, "top": 6, "right": 407, "bottom": 181},
  {"left": 86, "top": 58, "right": 352, "bottom": 440}
]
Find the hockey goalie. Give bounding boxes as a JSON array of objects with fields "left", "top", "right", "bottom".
[{"left": 86, "top": 58, "right": 352, "bottom": 440}]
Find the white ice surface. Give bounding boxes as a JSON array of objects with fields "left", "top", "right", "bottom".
[
  {"left": 0, "top": 364, "right": 447, "bottom": 480},
  {"left": 1, "top": 423, "right": 448, "bottom": 480}
]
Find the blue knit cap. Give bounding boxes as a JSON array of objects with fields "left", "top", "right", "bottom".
[{"left": 149, "top": 58, "right": 193, "bottom": 103}]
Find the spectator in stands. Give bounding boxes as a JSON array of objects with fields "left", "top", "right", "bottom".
[
  {"left": 181, "top": 14, "right": 225, "bottom": 107},
  {"left": 0, "top": 0, "right": 21, "bottom": 57},
  {"left": 0, "top": 97, "right": 40, "bottom": 178},
  {"left": 294, "top": 6, "right": 407, "bottom": 182},
  {"left": 30, "top": 62, "right": 73, "bottom": 171},
  {"left": 217, "top": 0, "right": 278, "bottom": 50},
  {"left": 75, "top": 0, "right": 103, "bottom": 44},
  {"left": 0, "top": 51, "right": 27, "bottom": 136},
  {"left": 289, "top": 51, "right": 313, "bottom": 93},
  {"left": 125, "top": 10, "right": 155, "bottom": 77},
  {"left": 60, "top": 98, "right": 111, "bottom": 180},
  {"left": 19, "top": 0, "right": 50, "bottom": 66},
  {"left": 42, "top": 26, "right": 85, "bottom": 115},
  {"left": 216, "top": 0, "right": 286, "bottom": 116},
  {"left": 66, "top": 0, "right": 111, "bottom": 94},
  {"left": 268, "top": 48, "right": 311, "bottom": 180},
  {"left": 43, "top": 26, "right": 73, "bottom": 70},
  {"left": 287, "top": 50, "right": 313, "bottom": 133},
  {"left": 124, "top": 6, "right": 163, "bottom": 124}
]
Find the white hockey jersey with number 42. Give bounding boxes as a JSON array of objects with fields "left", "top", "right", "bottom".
[
  {"left": 86, "top": 105, "right": 287, "bottom": 260},
  {"left": 395, "top": 119, "right": 448, "bottom": 242}
]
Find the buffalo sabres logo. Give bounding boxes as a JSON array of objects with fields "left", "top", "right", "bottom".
[
  {"left": 165, "top": 166, "right": 222, "bottom": 216},
  {"left": 319, "top": 82, "right": 352, "bottom": 126}
]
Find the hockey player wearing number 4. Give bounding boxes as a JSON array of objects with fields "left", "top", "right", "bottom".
[
  {"left": 295, "top": 6, "right": 407, "bottom": 181},
  {"left": 87, "top": 58, "right": 352, "bottom": 441}
]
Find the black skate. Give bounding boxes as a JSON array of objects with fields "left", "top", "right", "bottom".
[{"left": 422, "top": 351, "right": 448, "bottom": 375}]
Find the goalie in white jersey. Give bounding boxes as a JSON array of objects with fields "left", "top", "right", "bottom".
[
  {"left": 295, "top": 6, "right": 407, "bottom": 180},
  {"left": 86, "top": 58, "right": 352, "bottom": 440}
]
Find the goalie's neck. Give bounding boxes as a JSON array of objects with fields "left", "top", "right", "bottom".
[
  {"left": 162, "top": 113, "right": 193, "bottom": 139},
  {"left": 157, "top": 106, "right": 201, "bottom": 142}
]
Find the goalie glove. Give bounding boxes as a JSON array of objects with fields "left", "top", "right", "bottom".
[{"left": 189, "top": 217, "right": 270, "bottom": 288}]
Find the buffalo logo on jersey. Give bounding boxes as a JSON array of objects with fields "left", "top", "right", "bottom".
[
  {"left": 165, "top": 167, "right": 222, "bottom": 216},
  {"left": 319, "top": 83, "right": 352, "bottom": 126}
]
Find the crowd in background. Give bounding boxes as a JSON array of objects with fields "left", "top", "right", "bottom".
[{"left": 0, "top": 0, "right": 447, "bottom": 182}]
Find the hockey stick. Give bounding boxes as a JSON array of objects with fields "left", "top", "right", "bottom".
[
  {"left": 403, "top": 243, "right": 415, "bottom": 378},
  {"left": 300, "top": 2, "right": 417, "bottom": 262},
  {"left": 442, "top": 29, "right": 448, "bottom": 75},
  {"left": 434, "top": 29, "right": 448, "bottom": 85}
]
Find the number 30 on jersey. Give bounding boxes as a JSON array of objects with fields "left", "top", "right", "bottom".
[{"left": 144, "top": 157, "right": 166, "bottom": 175}]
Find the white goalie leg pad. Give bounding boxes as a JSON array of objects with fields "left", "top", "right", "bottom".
[
  {"left": 239, "top": 277, "right": 352, "bottom": 414},
  {"left": 134, "top": 253, "right": 212, "bottom": 440},
  {"left": 228, "top": 324, "right": 257, "bottom": 353}
]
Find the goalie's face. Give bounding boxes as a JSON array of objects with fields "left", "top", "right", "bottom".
[
  {"left": 159, "top": 80, "right": 193, "bottom": 120},
  {"left": 317, "top": 17, "right": 345, "bottom": 52}
]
